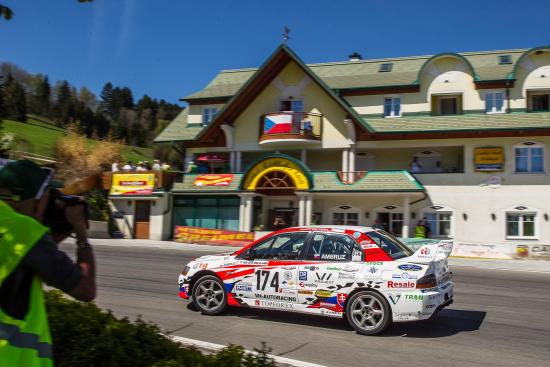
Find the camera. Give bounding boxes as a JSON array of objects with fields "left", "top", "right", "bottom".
[{"left": 43, "top": 189, "right": 89, "bottom": 236}]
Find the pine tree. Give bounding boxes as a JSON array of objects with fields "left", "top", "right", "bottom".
[
  {"left": 99, "top": 82, "right": 114, "bottom": 118},
  {"left": 35, "top": 75, "right": 51, "bottom": 116},
  {"left": 53, "top": 80, "right": 75, "bottom": 125},
  {"left": 3, "top": 75, "right": 27, "bottom": 121}
]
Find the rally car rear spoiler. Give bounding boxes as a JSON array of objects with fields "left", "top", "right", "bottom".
[{"left": 405, "top": 240, "right": 453, "bottom": 264}]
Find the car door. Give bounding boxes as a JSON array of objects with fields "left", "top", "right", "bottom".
[
  {"left": 298, "top": 232, "right": 364, "bottom": 312},
  {"left": 239, "top": 231, "right": 309, "bottom": 307}
]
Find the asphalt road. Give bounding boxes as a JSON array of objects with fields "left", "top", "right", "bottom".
[{"left": 60, "top": 242, "right": 550, "bottom": 367}]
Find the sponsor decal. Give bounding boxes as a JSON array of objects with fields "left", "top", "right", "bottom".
[
  {"left": 278, "top": 288, "right": 296, "bottom": 295},
  {"left": 420, "top": 287, "right": 439, "bottom": 293},
  {"left": 193, "top": 263, "right": 208, "bottom": 270},
  {"left": 321, "top": 254, "right": 346, "bottom": 261},
  {"left": 255, "top": 300, "right": 294, "bottom": 309},
  {"left": 237, "top": 260, "right": 269, "bottom": 265},
  {"left": 315, "top": 273, "right": 333, "bottom": 282},
  {"left": 282, "top": 266, "right": 297, "bottom": 270},
  {"left": 299, "top": 271, "right": 308, "bottom": 280},
  {"left": 193, "top": 174, "right": 234, "bottom": 187},
  {"left": 368, "top": 266, "right": 379, "bottom": 274},
  {"left": 315, "top": 290, "right": 332, "bottom": 298},
  {"left": 387, "top": 281, "right": 415, "bottom": 289},
  {"left": 304, "top": 266, "right": 319, "bottom": 271},
  {"left": 337, "top": 293, "right": 347, "bottom": 306},
  {"left": 326, "top": 266, "right": 342, "bottom": 271},
  {"left": 299, "top": 282, "right": 317, "bottom": 288},
  {"left": 392, "top": 272, "right": 417, "bottom": 280},
  {"left": 341, "top": 265, "right": 359, "bottom": 272},
  {"left": 298, "top": 289, "right": 314, "bottom": 295},
  {"left": 420, "top": 247, "right": 431, "bottom": 256},
  {"left": 426, "top": 304, "right": 436, "bottom": 309},
  {"left": 353, "top": 231, "right": 361, "bottom": 238},
  {"left": 398, "top": 264, "right": 423, "bottom": 271},
  {"left": 109, "top": 173, "right": 154, "bottom": 195},
  {"left": 393, "top": 312, "right": 416, "bottom": 321},
  {"left": 388, "top": 294, "right": 401, "bottom": 305},
  {"left": 338, "top": 272, "right": 355, "bottom": 280},
  {"left": 405, "top": 294, "right": 424, "bottom": 301},
  {"left": 235, "top": 284, "right": 252, "bottom": 292},
  {"left": 321, "top": 309, "right": 343, "bottom": 316},
  {"left": 254, "top": 293, "right": 297, "bottom": 302},
  {"left": 365, "top": 262, "right": 383, "bottom": 265},
  {"left": 319, "top": 301, "right": 335, "bottom": 308},
  {"left": 284, "top": 271, "right": 293, "bottom": 281}
]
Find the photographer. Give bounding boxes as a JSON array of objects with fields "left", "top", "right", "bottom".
[{"left": 0, "top": 160, "right": 96, "bottom": 367}]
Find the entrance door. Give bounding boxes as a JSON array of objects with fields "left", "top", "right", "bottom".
[
  {"left": 268, "top": 208, "right": 298, "bottom": 231},
  {"left": 135, "top": 201, "right": 151, "bottom": 239},
  {"left": 377, "top": 212, "right": 403, "bottom": 237}
]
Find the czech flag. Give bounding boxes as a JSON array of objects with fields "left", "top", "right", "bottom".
[{"left": 264, "top": 114, "right": 292, "bottom": 134}]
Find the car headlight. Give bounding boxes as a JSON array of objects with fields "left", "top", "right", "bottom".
[{"left": 181, "top": 266, "right": 190, "bottom": 276}]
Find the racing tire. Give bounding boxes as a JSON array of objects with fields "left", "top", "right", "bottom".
[
  {"left": 345, "top": 290, "right": 391, "bottom": 335},
  {"left": 192, "top": 275, "right": 228, "bottom": 315}
]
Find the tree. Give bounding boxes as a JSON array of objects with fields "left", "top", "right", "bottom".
[
  {"left": 99, "top": 82, "right": 114, "bottom": 118},
  {"left": 53, "top": 80, "right": 76, "bottom": 125},
  {"left": 78, "top": 86, "right": 97, "bottom": 110},
  {"left": 34, "top": 75, "right": 51, "bottom": 116},
  {"left": 2, "top": 75, "right": 27, "bottom": 121}
]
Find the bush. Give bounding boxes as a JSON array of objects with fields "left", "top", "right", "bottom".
[{"left": 45, "top": 291, "right": 277, "bottom": 367}]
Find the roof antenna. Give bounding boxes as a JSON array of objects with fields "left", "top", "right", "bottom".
[{"left": 282, "top": 26, "right": 290, "bottom": 43}]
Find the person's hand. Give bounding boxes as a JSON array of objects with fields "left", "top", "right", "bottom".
[{"left": 64, "top": 203, "right": 88, "bottom": 242}]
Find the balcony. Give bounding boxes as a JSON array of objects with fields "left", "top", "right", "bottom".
[
  {"left": 101, "top": 170, "right": 176, "bottom": 192},
  {"left": 259, "top": 112, "right": 322, "bottom": 145}
]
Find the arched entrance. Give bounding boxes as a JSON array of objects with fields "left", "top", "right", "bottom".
[{"left": 240, "top": 154, "right": 313, "bottom": 230}]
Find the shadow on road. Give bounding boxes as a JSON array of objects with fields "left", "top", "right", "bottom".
[
  {"left": 383, "top": 309, "right": 487, "bottom": 338},
  {"left": 192, "top": 306, "right": 487, "bottom": 338}
]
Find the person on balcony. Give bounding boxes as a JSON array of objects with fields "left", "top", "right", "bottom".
[
  {"left": 410, "top": 157, "right": 422, "bottom": 173},
  {"left": 152, "top": 160, "right": 161, "bottom": 171},
  {"left": 414, "top": 220, "right": 426, "bottom": 238},
  {"left": 122, "top": 161, "right": 133, "bottom": 171},
  {"left": 111, "top": 160, "right": 120, "bottom": 172},
  {"left": 186, "top": 161, "right": 197, "bottom": 173},
  {"left": 302, "top": 120, "right": 313, "bottom": 135}
]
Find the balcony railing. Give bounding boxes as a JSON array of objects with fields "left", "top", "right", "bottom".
[
  {"left": 259, "top": 112, "right": 322, "bottom": 143},
  {"left": 101, "top": 170, "right": 176, "bottom": 191}
]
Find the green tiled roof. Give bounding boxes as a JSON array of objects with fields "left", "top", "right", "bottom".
[
  {"left": 310, "top": 171, "right": 424, "bottom": 192},
  {"left": 172, "top": 173, "right": 244, "bottom": 192},
  {"left": 183, "top": 48, "right": 527, "bottom": 100},
  {"left": 364, "top": 112, "right": 550, "bottom": 133},
  {"left": 154, "top": 109, "right": 205, "bottom": 143}
]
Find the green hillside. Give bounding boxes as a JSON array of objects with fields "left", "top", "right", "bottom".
[{"left": 1, "top": 118, "right": 153, "bottom": 162}]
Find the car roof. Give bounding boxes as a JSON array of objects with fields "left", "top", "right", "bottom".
[{"left": 285, "top": 225, "right": 375, "bottom": 232}]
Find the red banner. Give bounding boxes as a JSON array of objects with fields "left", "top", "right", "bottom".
[
  {"left": 192, "top": 174, "right": 233, "bottom": 187},
  {"left": 174, "top": 226, "right": 254, "bottom": 246}
]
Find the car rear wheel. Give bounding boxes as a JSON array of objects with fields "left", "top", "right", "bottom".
[
  {"left": 192, "top": 275, "right": 227, "bottom": 315},
  {"left": 346, "top": 290, "right": 391, "bottom": 335}
]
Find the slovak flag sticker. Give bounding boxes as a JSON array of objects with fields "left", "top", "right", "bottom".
[{"left": 264, "top": 114, "right": 292, "bottom": 134}]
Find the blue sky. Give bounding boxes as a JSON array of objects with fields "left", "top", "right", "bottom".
[{"left": 2, "top": 0, "right": 549, "bottom": 105}]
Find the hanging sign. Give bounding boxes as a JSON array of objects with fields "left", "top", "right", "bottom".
[
  {"left": 474, "top": 147, "right": 504, "bottom": 172},
  {"left": 192, "top": 174, "right": 234, "bottom": 186},
  {"left": 110, "top": 173, "right": 154, "bottom": 195}
]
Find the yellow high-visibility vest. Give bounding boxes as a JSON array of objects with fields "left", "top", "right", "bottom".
[{"left": 0, "top": 200, "right": 52, "bottom": 367}]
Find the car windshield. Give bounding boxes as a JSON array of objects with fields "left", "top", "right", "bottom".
[{"left": 366, "top": 230, "right": 413, "bottom": 260}]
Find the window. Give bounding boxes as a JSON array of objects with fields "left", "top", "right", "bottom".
[
  {"left": 514, "top": 142, "right": 545, "bottom": 173},
  {"left": 485, "top": 92, "right": 505, "bottom": 113},
  {"left": 248, "top": 232, "right": 308, "bottom": 260},
  {"left": 173, "top": 196, "right": 239, "bottom": 231},
  {"left": 379, "top": 63, "right": 393, "bottom": 72},
  {"left": 498, "top": 55, "right": 512, "bottom": 65},
  {"left": 376, "top": 212, "right": 403, "bottom": 237},
  {"left": 333, "top": 212, "right": 359, "bottom": 226},
  {"left": 280, "top": 99, "right": 303, "bottom": 112},
  {"left": 531, "top": 94, "right": 550, "bottom": 112},
  {"left": 424, "top": 212, "right": 452, "bottom": 237},
  {"left": 384, "top": 97, "right": 401, "bottom": 117},
  {"left": 202, "top": 107, "right": 218, "bottom": 125},
  {"left": 366, "top": 231, "right": 413, "bottom": 260},
  {"left": 506, "top": 213, "right": 536, "bottom": 238},
  {"left": 440, "top": 97, "right": 457, "bottom": 115},
  {"left": 305, "top": 233, "right": 363, "bottom": 262}
]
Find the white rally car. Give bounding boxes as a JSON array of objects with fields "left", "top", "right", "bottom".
[{"left": 178, "top": 226, "right": 453, "bottom": 335}]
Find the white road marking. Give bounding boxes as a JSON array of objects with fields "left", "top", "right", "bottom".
[{"left": 169, "top": 335, "right": 328, "bottom": 367}]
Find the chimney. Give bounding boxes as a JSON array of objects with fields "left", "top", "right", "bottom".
[{"left": 348, "top": 52, "right": 362, "bottom": 62}]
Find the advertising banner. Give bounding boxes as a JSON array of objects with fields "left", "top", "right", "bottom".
[
  {"left": 174, "top": 226, "right": 254, "bottom": 246},
  {"left": 109, "top": 173, "right": 155, "bottom": 195},
  {"left": 474, "top": 147, "right": 504, "bottom": 172},
  {"left": 192, "top": 174, "right": 233, "bottom": 186}
]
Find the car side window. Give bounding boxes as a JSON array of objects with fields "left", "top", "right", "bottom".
[
  {"left": 249, "top": 232, "right": 308, "bottom": 260},
  {"left": 305, "top": 232, "right": 363, "bottom": 261}
]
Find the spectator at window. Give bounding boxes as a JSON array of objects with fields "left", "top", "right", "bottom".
[
  {"left": 111, "top": 160, "right": 120, "bottom": 172},
  {"left": 136, "top": 162, "right": 147, "bottom": 171},
  {"left": 152, "top": 160, "right": 161, "bottom": 171},
  {"left": 122, "top": 161, "right": 133, "bottom": 171},
  {"left": 410, "top": 157, "right": 422, "bottom": 173},
  {"left": 434, "top": 161, "right": 443, "bottom": 173}
]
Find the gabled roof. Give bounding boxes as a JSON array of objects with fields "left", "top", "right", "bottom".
[
  {"left": 311, "top": 171, "right": 424, "bottom": 192},
  {"left": 195, "top": 44, "right": 371, "bottom": 144},
  {"left": 183, "top": 48, "right": 528, "bottom": 101},
  {"left": 154, "top": 108, "right": 204, "bottom": 143}
]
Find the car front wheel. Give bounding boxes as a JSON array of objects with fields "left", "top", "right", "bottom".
[
  {"left": 192, "top": 275, "right": 227, "bottom": 315},
  {"left": 345, "top": 290, "right": 391, "bottom": 335}
]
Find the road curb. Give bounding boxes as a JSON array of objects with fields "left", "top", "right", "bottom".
[{"left": 168, "top": 335, "right": 327, "bottom": 367}]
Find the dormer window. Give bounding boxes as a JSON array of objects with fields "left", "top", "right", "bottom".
[
  {"left": 202, "top": 107, "right": 218, "bottom": 125},
  {"left": 379, "top": 63, "right": 393, "bottom": 72},
  {"left": 485, "top": 91, "right": 505, "bottom": 114},
  {"left": 498, "top": 55, "right": 512, "bottom": 64},
  {"left": 384, "top": 96, "right": 401, "bottom": 117},
  {"left": 280, "top": 99, "right": 303, "bottom": 112}
]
